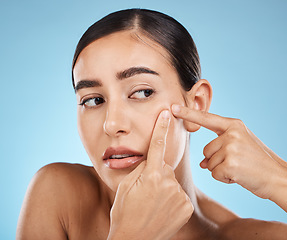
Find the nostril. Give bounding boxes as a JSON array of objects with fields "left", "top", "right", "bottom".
[
  {"left": 103, "top": 107, "right": 130, "bottom": 137},
  {"left": 103, "top": 119, "right": 129, "bottom": 137}
]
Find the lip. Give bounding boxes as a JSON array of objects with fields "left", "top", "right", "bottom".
[{"left": 103, "top": 146, "right": 144, "bottom": 169}]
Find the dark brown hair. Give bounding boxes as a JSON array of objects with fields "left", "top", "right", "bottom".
[{"left": 72, "top": 8, "right": 201, "bottom": 91}]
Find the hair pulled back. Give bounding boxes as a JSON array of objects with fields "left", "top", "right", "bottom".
[{"left": 72, "top": 8, "right": 201, "bottom": 91}]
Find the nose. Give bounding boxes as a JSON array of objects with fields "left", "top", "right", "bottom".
[{"left": 103, "top": 102, "right": 130, "bottom": 137}]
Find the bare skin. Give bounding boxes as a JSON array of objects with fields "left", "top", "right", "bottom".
[
  {"left": 17, "top": 30, "right": 287, "bottom": 239},
  {"left": 16, "top": 107, "right": 287, "bottom": 240},
  {"left": 16, "top": 162, "right": 287, "bottom": 240}
]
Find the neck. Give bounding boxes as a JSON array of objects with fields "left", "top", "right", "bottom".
[
  {"left": 172, "top": 146, "right": 217, "bottom": 239},
  {"left": 174, "top": 146, "right": 201, "bottom": 217},
  {"left": 174, "top": 146, "right": 197, "bottom": 205}
]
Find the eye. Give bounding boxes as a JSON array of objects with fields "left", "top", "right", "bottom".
[
  {"left": 80, "top": 97, "right": 105, "bottom": 108},
  {"left": 130, "top": 89, "right": 154, "bottom": 99}
]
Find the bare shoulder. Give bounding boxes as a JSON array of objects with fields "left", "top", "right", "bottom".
[
  {"left": 33, "top": 162, "right": 101, "bottom": 191},
  {"left": 25, "top": 162, "right": 102, "bottom": 204},
  {"left": 195, "top": 187, "right": 239, "bottom": 226},
  {"left": 218, "top": 218, "right": 287, "bottom": 240},
  {"left": 195, "top": 188, "right": 287, "bottom": 239},
  {"left": 17, "top": 163, "right": 104, "bottom": 240}
]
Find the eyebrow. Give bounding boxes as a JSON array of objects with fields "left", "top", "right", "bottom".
[
  {"left": 74, "top": 66, "right": 159, "bottom": 93},
  {"left": 74, "top": 79, "right": 102, "bottom": 93},
  {"left": 116, "top": 66, "right": 159, "bottom": 80}
]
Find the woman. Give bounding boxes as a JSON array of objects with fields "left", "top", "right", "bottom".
[{"left": 17, "top": 8, "right": 287, "bottom": 239}]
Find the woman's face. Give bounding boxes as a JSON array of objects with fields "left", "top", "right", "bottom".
[{"left": 73, "top": 31, "right": 189, "bottom": 191}]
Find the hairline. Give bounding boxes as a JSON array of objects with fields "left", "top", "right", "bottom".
[{"left": 72, "top": 28, "right": 176, "bottom": 89}]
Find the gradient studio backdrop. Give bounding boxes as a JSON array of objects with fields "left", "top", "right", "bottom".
[{"left": 1, "top": 0, "right": 287, "bottom": 239}]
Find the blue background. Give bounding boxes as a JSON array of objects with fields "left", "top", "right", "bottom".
[{"left": 1, "top": 0, "right": 287, "bottom": 239}]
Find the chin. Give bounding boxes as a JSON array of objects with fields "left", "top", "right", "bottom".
[{"left": 93, "top": 162, "right": 140, "bottom": 192}]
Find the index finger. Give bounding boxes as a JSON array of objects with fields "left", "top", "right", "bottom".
[
  {"left": 171, "top": 105, "right": 230, "bottom": 135},
  {"left": 146, "top": 110, "right": 171, "bottom": 171}
]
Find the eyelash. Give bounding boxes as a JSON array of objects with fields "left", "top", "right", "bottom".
[
  {"left": 79, "top": 96, "right": 105, "bottom": 108},
  {"left": 129, "top": 89, "right": 154, "bottom": 100},
  {"left": 79, "top": 88, "right": 155, "bottom": 108}
]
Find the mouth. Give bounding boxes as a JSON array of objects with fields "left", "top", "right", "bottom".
[{"left": 103, "top": 146, "right": 144, "bottom": 169}]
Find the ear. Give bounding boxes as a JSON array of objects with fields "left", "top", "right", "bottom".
[{"left": 183, "top": 79, "right": 213, "bottom": 132}]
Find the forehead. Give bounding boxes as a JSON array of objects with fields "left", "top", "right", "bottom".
[{"left": 73, "top": 30, "right": 175, "bottom": 83}]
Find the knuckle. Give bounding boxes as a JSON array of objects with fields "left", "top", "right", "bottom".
[
  {"left": 224, "top": 142, "right": 238, "bottom": 154},
  {"left": 163, "top": 165, "right": 177, "bottom": 179},
  {"left": 156, "top": 139, "right": 165, "bottom": 145},
  {"left": 151, "top": 138, "right": 165, "bottom": 148},
  {"left": 231, "top": 118, "right": 245, "bottom": 129},
  {"left": 227, "top": 128, "right": 241, "bottom": 139},
  {"left": 147, "top": 171, "right": 162, "bottom": 183},
  {"left": 225, "top": 157, "right": 238, "bottom": 171}
]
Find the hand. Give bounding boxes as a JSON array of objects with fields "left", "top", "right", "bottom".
[
  {"left": 108, "top": 110, "right": 194, "bottom": 240},
  {"left": 171, "top": 104, "right": 287, "bottom": 201}
]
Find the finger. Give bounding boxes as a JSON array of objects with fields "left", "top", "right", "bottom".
[
  {"left": 146, "top": 110, "right": 171, "bottom": 171},
  {"left": 211, "top": 163, "right": 236, "bottom": 184},
  {"left": 203, "top": 136, "right": 223, "bottom": 159},
  {"left": 206, "top": 150, "right": 225, "bottom": 171},
  {"left": 200, "top": 158, "right": 208, "bottom": 169},
  {"left": 171, "top": 104, "right": 230, "bottom": 135}
]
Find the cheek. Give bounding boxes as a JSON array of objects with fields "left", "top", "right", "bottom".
[
  {"left": 130, "top": 106, "right": 159, "bottom": 153},
  {"left": 165, "top": 116, "right": 187, "bottom": 169},
  {"left": 137, "top": 98, "right": 187, "bottom": 167},
  {"left": 137, "top": 106, "right": 187, "bottom": 168},
  {"left": 77, "top": 109, "right": 103, "bottom": 160}
]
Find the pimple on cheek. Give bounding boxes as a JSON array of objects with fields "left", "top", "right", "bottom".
[{"left": 142, "top": 105, "right": 174, "bottom": 138}]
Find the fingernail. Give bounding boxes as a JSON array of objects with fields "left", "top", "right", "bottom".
[
  {"left": 162, "top": 110, "right": 171, "bottom": 119},
  {"left": 172, "top": 104, "right": 181, "bottom": 113}
]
